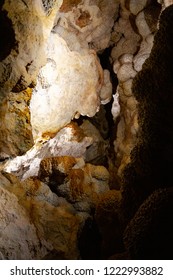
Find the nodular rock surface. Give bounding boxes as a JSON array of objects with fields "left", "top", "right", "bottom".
[{"left": 0, "top": 0, "right": 172, "bottom": 259}]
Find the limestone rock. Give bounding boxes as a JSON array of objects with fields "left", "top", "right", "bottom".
[
  {"left": 3, "top": 122, "right": 92, "bottom": 179},
  {"left": 0, "top": 0, "right": 62, "bottom": 98},
  {"left": 30, "top": 33, "right": 103, "bottom": 140},
  {"left": 38, "top": 156, "right": 110, "bottom": 212},
  {"left": 55, "top": 0, "right": 119, "bottom": 52},
  {"left": 80, "top": 120, "right": 109, "bottom": 165},
  {"left": 0, "top": 171, "right": 83, "bottom": 259},
  {"left": 0, "top": 88, "right": 33, "bottom": 158},
  {"left": 29, "top": 199, "right": 81, "bottom": 260},
  {"left": 29, "top": 0, "right": 118, "bottom": 141},
  {"left": 111, "top": 0, "right": 161, "bottom": 176},
  {"left": 0, "top": 184, "right": 50, "bottom": 259},
  {"left": 121, "top": 4, "right": 173, "bottom": 223}
]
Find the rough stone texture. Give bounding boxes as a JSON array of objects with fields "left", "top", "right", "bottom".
[
  {"left": 0, "top": 0, "right": 171, "bottom": 261},
  {"left": 95, "top": 190, "right": 124, "bottom": 258},
  {"left": 38, "top": 156, "right": 110, "bottom": 212},
  {"left": 0, "top": 0, "right": 63, "bottom": 157},
  {"left": 111, "top": 0, "right": 161, "bottom": 177},
  {"left": 0, "top": 0, "right": 61, "bottom": 98},
  {"left": 0, "top": 0, "right": 116, "bottom": 158},
  {"left": 3, "top": 122, "right": 93, "bottom": 179},
  {"left": 121, "top": 4, "right": 173, "bottom": 223},
  {"left": 0, "top": 174, "right": 51, "bottom": 260},
  {"left": 0, "top": 171, "right": 83, "bottom": 259},
  {"left": 56, "top": 0, "right": 119, "bottom": 52},
  {"left": 80, "top": 119, "right": 109, "bottom": 165},
  {"left": 123, "top": 188, "right": 173, "bottom": 260},
  {"left": 30, "top": 33, "right": 104, "bottom": 140},
  {"left": 29, "top": 0, "right": 118, "bottom": 141},
  {"left": 0, "top": 88, "right": 33, "bottom": 158}
]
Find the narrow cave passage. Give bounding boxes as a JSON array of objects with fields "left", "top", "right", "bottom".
[{"left": 0, "top": 0, "right": 173, "bottom": 261}]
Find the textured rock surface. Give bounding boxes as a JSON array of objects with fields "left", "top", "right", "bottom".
[
  {"left": 30, "top": 0, "right": 118, "bottom": 140},
  {"left": 0, "top": 0, "right": 62, "bottom": 157},
  {"left": 121, "top": 4, "right": 173, "bottom": 223},
  {"left": 3, "top": 122, "right": 92, "bottom": 179},
  {"left": 0, "top": 173, "right": 51, "bottom": 259},
  {"left": 30, "top": 34, "right": 104, "bottom": 139},
  {"left": 0, "top": 171, "right": 83, "bottom": 259},
  {"left": 56, "top": 0, "right": 119, "bottom": 52},
  {"left": 80, "top": 119, "right": 109, "bottom": 165},
  {"left": 0, "top": 0, "right": 171, "bottom": 260},
  {"left": 111, "top": 0, "right": 161, "bottom": 176},
  {"left": 38, "top": 156, "right": 110, "bottom": 212},
  {"left": 0, "top": 0, "right": 116, "bottom": 157},
  {"left": 123, "top": 188, "right": 173, "bottom": 260},
  {"left": 0, "top": 0, "right": 63, "bottom": 96},
  {"left": 0, "top": 88, "right": 33, "bottom": 158}
]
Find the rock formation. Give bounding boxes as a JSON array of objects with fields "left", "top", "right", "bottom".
[{"left": 0, "top": 0, "right": 173, "bottom": 260}]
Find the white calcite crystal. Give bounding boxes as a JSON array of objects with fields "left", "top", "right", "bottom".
[
  {"left": 30, "top": 0, "right": 118, "bottom": 141},
  {"left": 55, "top": 0, "right": 119, "bottom": 52},
  {"left": 30, "top": 33, "right": 103, "bottom": 140}
]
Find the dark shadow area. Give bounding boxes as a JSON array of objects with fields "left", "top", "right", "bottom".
[{"left": 0, "top": 1, "right": 16, "bottom": 61}]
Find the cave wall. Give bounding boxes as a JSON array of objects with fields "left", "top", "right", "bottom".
[
  {"left": 1, "top": 0, "right": 173, "bottom": 260},
  {"left": 111, "top": 0, "right": 161, "bottom": 176}
]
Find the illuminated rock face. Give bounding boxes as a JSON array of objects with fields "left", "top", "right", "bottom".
[
  {"left": 0, "top": 0, "right": 61, "bottom": 97},
  {"left": 0, "top": 0, "right": 62, "bottom": 156},
  {"left": 0, "top": 0, "right": 171, "bottom": 260},
  {"left": 30, "top": 34, "right": 103, "bottom": 140},
  {"left": 30, "top": 0, "right": 117, "bottom": 140},
  {"left": 0, "top": 172, "right": 82, "bottom": 259}
]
